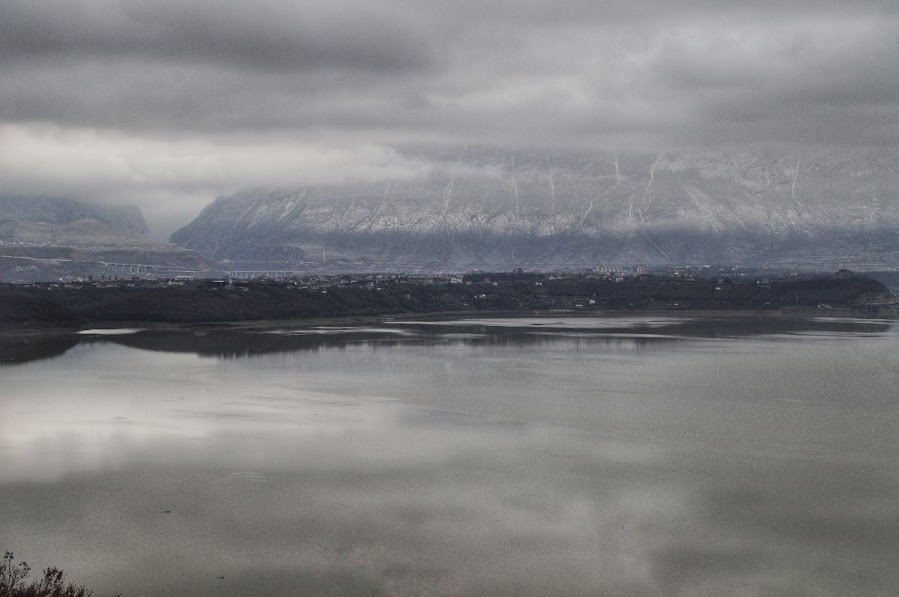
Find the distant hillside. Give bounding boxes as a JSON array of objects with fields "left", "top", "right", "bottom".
[
  {"left": 867, "top": 271, "right": 899, "bottom": 292},
  {"left": 0, "top": 196, "right": 213, "bottom": 282},
  {"left": 0, "top": 195, "right": 149, "bottom": 239},
  {"left": 171, "top": 147, "right": 899, "bottom": 272}
]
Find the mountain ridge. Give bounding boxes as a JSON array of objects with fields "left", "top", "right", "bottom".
[
  {"left": 0, "top": 195, "right": 150, "bottom": 238},
  {"left": 170, "top": 147, "right": 899, "bottom": 271},
  {"left": 0, "top": 196, "right": 213, "bottom": 282}
]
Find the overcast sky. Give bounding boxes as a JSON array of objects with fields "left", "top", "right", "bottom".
[{"left": 2, "top": 0, "right": 898, "bottom": 237}]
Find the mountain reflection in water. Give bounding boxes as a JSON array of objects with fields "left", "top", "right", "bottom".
[{"left": 1, "top": 315, "right": 892, "bottom": 364}]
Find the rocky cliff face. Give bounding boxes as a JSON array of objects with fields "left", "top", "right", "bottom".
[{"left": 170, "top": 147, "right": 899, "bottom": 271}]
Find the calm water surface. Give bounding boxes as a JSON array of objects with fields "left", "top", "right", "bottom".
[{"left": 1, "top": 315, "right": 897, "bottom": 596}]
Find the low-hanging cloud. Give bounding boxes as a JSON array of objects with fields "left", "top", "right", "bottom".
[
  {"left": 0, "top": 124, "right": 430, "bottom": 237},
  {"left": 2, "top": 0, "right": 898, "bottom": 231}
]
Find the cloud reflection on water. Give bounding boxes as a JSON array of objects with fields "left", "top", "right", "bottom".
[{"left": 0, "top": 316, "right": 896, "bottom": 596}]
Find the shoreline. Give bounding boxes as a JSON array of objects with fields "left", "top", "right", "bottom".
[{"left": 2, "top": 305, "right": 895, "bottom": 337}]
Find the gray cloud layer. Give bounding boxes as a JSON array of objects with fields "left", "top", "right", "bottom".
[{"left": 2, "top": 1, "right": 898, "bottom": 234}]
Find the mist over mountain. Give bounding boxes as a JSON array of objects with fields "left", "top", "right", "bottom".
[
  {"left": 0, "top": 196, "right": 212, "bottom": 281},
  {"left": 0, "top": 195, "right": 150, "bottom": 242},
  {"left": 170, "top": 147, "right": 899, "bottom": 272}
]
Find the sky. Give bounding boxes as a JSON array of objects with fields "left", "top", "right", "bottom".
[{"left": 2, "top": 0, "right": 898, "bottom": 238}]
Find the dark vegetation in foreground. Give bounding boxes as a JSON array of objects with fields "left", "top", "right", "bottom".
[
  {"left": 0, "top": 271, "right": 895, "bottom": 328},
  {"left": 0, "top": 552, "right": 113, "bottom": 597}
]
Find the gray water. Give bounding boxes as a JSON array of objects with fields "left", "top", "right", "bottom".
[{"left": 1, "top": 316, "right": 897, "bottom": 596}]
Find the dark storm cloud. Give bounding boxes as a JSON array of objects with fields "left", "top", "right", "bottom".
[
  {"left": 2, "top": 0, "right": 898, "bottom": 227},
  {"left": 647, "top": 18, "right": 899, "bottom": 146},
  {"left": 2, "top": 0, "right": 898, "bottom": 144},
  {"left": 0, "top": 0, "right": 435, "bottom": 72}
]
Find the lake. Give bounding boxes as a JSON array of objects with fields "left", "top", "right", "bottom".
[{"left": 1, "top": 315, "right": 897, "bottom": 596}]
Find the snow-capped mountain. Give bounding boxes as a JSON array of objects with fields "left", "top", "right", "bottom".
[{"left": 170, "top": 147, "right": 899, "bottom": 271}]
